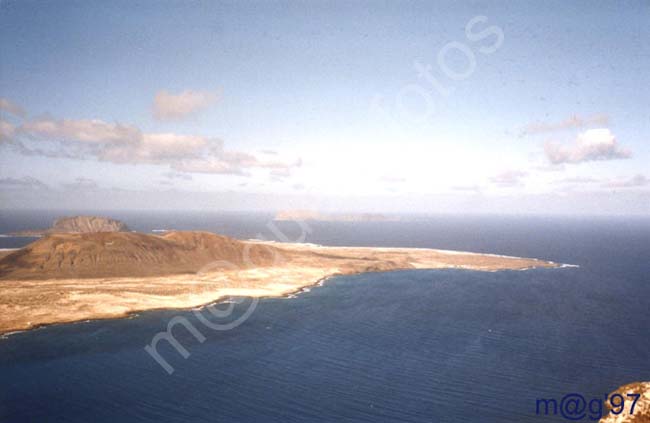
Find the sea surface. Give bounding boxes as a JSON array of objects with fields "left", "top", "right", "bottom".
[{"left": 0, "top": 211, "right": 648, "bottom": 422}]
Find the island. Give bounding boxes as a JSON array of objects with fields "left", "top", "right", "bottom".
[
  {"left": 8, "top": 215, "right": 129, "bottom": 237},
  {"left": 274, "top": 210, "right": 398, "bottom": 222},
  {"left": 0, "top": 229, "right": 557, "bottom": 335}
]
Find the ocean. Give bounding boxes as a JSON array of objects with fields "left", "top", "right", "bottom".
[{"left": 0, "top": 211, "right": 648, "bottom": 422}]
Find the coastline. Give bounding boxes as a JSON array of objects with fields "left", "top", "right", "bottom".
[
  {"left": 0, "top": 272, "right": 339, "bottom": 339},
  {"left": 0, "top": 241, "right": 561, "bottom": 336}
]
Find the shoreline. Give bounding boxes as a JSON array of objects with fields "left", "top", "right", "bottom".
[
  {"left": 0, "top": 240, "right": 562, "bottom": 337},
  {"left": 0, "top": 271, "right": 344, "bottom": 338},
  {"left": 0, "top": 263, "right": 572, "bottom": 338}
]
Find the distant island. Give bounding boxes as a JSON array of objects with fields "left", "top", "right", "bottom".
[
  {"left": 274, "top": 210, "right": 399, "bottom": 222},
  {"left": 0, "top": 216, "right": 558, "bottom": 335},
  {"left": 8, "top": 215, "right": 129, "bottom": 237}
]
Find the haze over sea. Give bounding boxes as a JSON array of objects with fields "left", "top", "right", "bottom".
[{"left": 0, "top": 211, "right": 648, "bottom": 422}]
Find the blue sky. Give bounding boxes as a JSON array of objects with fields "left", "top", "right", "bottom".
[{"left": 0, "top": 0, "right": 648, "bottom": 214}]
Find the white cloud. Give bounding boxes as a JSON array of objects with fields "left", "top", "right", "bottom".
[
  {"left": 0, "top": 98, "right": 26, "bottom": 118},
  {"left": 100, "top": 133, "right": 208, "bottom": 163},
  {"left": 489, "top": 170, "right": 528, "bottom": 187},
  {"left": 451, "top": 184, "right": 482, "bottom": 193},
  {"left": 556, "top": 176, "right": 600, "bottom": 185},
  {"left": 379, "top": 175, "right": 406, "bottom": 184},
  {"left": 153, "top": 90, "right": 217, "bottom": 121},
  {"left": 13, "top": 116, "right": 299, "bottom": 176},
  {"left": 172, "top": 157, "right": 252, "bottom": 175},
  {"left": 21, "top": 118, "right": 140, "bottom": 144},
  {"left": 173, "top": 153, "right": 300, "bottom": 177},
  {"left": 269, "top": 167, "right": 293, "bottom": 182},
  {"left": 0, "top": 176, "right": 49, "bottom": 190},
  {"left": 62, "top": 177, "right": 99, "bottom": 190},
  {"left": 544, "top": 129, "right": 631, "bottom": 164},
  {"left": 0, "top": 120, "right": 16, "bottom": 141},
  {"left": 603, "top": 174, "right": 648, "bottom": 189},
  {"left": 162, "top": 171, "right": 193, "bottom": 181},
  {"left": 521, "top": 114, "right": 609, "bottom": 136}
]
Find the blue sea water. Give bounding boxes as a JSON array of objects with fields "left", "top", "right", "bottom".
[{"left": 0, "top": 211, "right": 648, "bottom": 422}]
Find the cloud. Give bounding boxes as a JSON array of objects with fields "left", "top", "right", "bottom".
[
  {"left": 21, "top": 117, "right": 141, "bottom": 144},
  {"left": 533, "top": 163, "right": 566, "bottom": 172},
  {"left": 0, "top": 98, "right": 26, "bottom": 118},
  {"left": 172, "top": 158, "right": 249, "bottom": 175},
  {"left": 0, "top": 176, "right": 49, "bottom": 190},
  {"left": 521, "top": 114, "right": 609, "bottom": 136},
  {"left": 0, "top": 120, "right": 16, "bottom": 142},
  {"left": 603, "top": 174, "right": 648, "bottom": 189},
  {"left": 162, "top": 171, "right": 193, "bottom": 181},
  {"left": 544, "top": 129, "right": 631, "bottom": 164},
  {"left": 379, "top": 175, "right": 406, "bottom": 184},
  {"left": 552, "top": 175, "right": 648, "bottom": 191},
  {"left": 62, "top": 177, "right": 99, "bottom": 190},
  {"left": 12, "top": 116, "right": 300, "bottom": 176},
  {"left": 100, "top": 133, "right": 209, "bottom": 163},
  {"left": 556, "top": 176, "right": 600, "bottom": 185},
  {"left": 153, "top": 90, "right": 217, "bottom": 121},
  {"left": 489, "top": 170, "right": 528, "bottom": 187},
  {"left": 173, "top": 148, "right": 263, "bottom": 176},
  {"left": 173, "top": 154, "right": 299, "bottom": 177},
  {"left": 270, "top": 167, "right": 292, "bottom": 179},
  {"left": 451, "top": 184, "right": 482, "bottom": 193},
  {"left": 17, "top": 117, "right": 205, "bottom": 162}
]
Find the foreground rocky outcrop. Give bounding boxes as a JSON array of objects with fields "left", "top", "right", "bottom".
[
  {"left": 0, "top": 230, "right": 557, "bottom": 334},
  {"left": 9, "top": 215, "right": 129, "bottom": 237},
  {"left": 600, "top": 382, "right": 650, "bottom": 423}
]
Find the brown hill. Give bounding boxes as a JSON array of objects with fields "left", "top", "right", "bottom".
[{"left": 0, "top": 231, "right": 280, "bottom": 280}]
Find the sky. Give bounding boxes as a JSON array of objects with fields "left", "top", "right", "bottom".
[{"left": 0, "top": 0, "right": 648, "bottom": 215}]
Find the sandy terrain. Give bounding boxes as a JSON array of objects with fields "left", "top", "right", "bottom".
[
  {"left": 0, "top": 236, "right": 557, "bottom": 335},
  {"left": 0, "top": 249, "right": 16, "bottom": 260}
]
